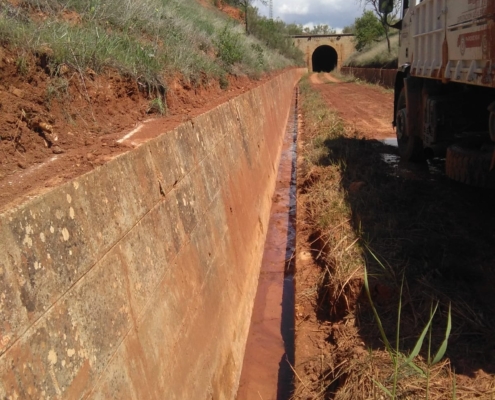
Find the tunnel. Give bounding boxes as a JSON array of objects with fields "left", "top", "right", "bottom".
[{"left": 312, "top": 45, "right": 338, "bottom": 72}]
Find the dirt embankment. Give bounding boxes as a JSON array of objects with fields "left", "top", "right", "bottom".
[
  {"left": 0, "top": 44, "right": 284, "bottom": 212},
  {"left": 294, "top": 74, "right": 495, "bottom": 399}
]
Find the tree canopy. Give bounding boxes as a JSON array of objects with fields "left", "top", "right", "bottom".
[
  {"left": 358, "top": 0, "right": 400, "bottom": 52},
  {"left": 354, "top": 10, "right": 385, "bottom": 51}
]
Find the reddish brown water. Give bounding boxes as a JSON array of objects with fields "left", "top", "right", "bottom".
[{"left": 236, "top": 90, "right": 298, "bottom": 400}]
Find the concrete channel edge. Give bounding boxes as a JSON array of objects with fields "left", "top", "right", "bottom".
[{"left": 0, "top": 68, "right": 305, "bottom": 399}]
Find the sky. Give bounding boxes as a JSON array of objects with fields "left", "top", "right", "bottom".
[{"left": 256, "top": 0, "right": 367, "bottom": 33}]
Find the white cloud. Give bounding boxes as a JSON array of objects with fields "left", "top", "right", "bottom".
[
  {"left": 278, "top": 3, "right": 309, "bottom": 15},
  {"left": 257, "top": 0, "right": 365, "bottom": 29}
]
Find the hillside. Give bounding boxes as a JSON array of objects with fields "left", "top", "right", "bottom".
[
  {"left": 0, "top": 0, "right": 303, "bottom": 206},
  {"left": 344, "top": 33, "right": 399, "bottom": 69}
]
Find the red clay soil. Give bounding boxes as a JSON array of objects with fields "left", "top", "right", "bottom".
[
  {"left": 198, "top": 0, "right": 244, "bottom": 23},
  {"left": 293, "top": 74, "right": 395, "bottom": 396},
  {"left": 0, "top": 44, "right": 288, "bottom": 212},
  {"left": 309, "top": 73, "right": 394, "bottom": 139}
]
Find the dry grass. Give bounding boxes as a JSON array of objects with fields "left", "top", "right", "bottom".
[
  {"left": 294, "top": 76, "right": 495, "bottom": 399},
  {"left": 344, "top": 34, "right": 399, "bottom": 68}
]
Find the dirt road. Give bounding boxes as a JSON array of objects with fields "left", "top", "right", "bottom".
[
  {"left": 294, "top": 74, "right": 495, "bottom": 399},
  {"left": 308, "top": 73, "right": 394, "bottom": 139}
]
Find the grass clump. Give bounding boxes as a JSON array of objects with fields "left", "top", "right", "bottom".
[
  {"left": 45, "top": 76, "right": 69, "bottom": 109},
  {"left": 294, "top": 76, "right": 495, "bottom": 399},
  {"left": 147, "top": 97, "right": 166, "bottom": 115}
]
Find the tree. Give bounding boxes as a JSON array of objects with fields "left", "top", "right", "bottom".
[
  {"left": 311, "top": 24, "right": 336, "bottom": 35},
  {"left": 286, "top": 23, "right": 304, "bottom": 35},
  {"left": 230, "top": 0, "right": 267, "bottom": 34},
  {"left": 354, "top": 10, "right": 385, "bottom": 51},
  {"left": 359, "top": 0, "right": 399, "bottom": 52},
  {"left": 342, "top": 24, "right": 355, "bottom": 34},
  {"left": 302, "top": 24, "right": 336, "bottom": 35}
]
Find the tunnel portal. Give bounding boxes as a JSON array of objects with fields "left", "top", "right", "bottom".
[{"left": 312, "top": 45, "right": 338, "bottom": 72}]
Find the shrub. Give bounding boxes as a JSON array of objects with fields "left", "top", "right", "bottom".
[{"left": 215, "top": 25, "right": 243, "bottom": 66}]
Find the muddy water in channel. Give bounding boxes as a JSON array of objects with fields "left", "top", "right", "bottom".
[{"left": 236, "top": 89, "right": 299, "bottom": 400}]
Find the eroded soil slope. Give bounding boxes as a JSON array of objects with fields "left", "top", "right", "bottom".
[{"left": 0, "top": 45, "right": 282, "bottom": 212}]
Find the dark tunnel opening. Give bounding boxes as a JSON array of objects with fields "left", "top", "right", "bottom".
[{"left": 312, "top": 45, "right": 338, "bottom": 72}]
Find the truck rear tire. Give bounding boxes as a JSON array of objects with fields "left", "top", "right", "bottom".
[
  {"left": 396, "top": 88, "right": 424, "bottom": 162},
  {"left": 445, "top": 144, "right": 495, "bottom": 187}
]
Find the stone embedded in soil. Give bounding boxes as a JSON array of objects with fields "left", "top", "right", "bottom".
[
  {"left": 9, "top": 87, "right": 24, "bottom": 99},
  {"left": 38, "top": 122, "right": 53, "bottom": 133},
  {"left": 52, "top": 145, "right": 64, "bottom": 154},
  {"left": 59, "top": 64, "right": 69, "bottom": 75}
]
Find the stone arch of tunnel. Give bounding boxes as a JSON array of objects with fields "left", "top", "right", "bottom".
[
  {"left": 312, "top": 45, "right": 338, "bottom": 72},
  {"left": 291, "top": 35, "right": 355, "bottom": 71}
]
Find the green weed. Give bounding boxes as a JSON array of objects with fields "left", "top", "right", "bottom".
[
  {"left": 16, "top": 54, "right": 29, "bottom": 75},
  {"left": 215, "top": 24, "right": 243, "bottom": 66},
  {"left": 45, "top": 76, "right": 69, "bottom": 109},
  {"left": 147, "top": 97, "right": 166, "bottom": 115}
]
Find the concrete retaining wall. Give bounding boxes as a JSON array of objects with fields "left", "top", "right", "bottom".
[
  {"left": 0, "top": 69, "right": 303, "bottom": 399},
  {"left": 341, "top": 67, "right": 397, "bottom": 88}
]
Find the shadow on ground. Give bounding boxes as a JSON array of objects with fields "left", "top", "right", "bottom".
[{"left": 313, "top": 136, "right": 495, "bottom": 383}]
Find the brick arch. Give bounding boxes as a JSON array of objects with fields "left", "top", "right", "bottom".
[{"left": 292, "top": 34, "right": 356, "bottom": 72}]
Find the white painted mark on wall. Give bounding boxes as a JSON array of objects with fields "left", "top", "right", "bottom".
[{"left": 117, "top": 123, "right": 144, "bottom": 143}]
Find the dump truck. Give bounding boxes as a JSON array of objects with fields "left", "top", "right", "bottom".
[{"left": 381, "top": 0, "right": 495, "bottom": 186}]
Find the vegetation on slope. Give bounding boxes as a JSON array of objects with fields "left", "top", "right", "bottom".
[
  {"left": 0, "top": 0, "right": 304, "bottom": 92},
  {"left": 344, "top": 33, "right": 398, "bottom": 68},
  {"left": 343, "top": 9, "right": 399, "bottom": 68},
  {"left": 0, "top": 0, "right": 304, "bottom": 200}
]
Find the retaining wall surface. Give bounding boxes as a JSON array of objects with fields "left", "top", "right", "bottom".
[
  {"left": 0, "top": 69, "right": 303, "bottom": 399},
  {"left": 341, "top": 67, "right": 397, "bottom": 88}
]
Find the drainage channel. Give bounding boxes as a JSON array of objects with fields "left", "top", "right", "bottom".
[{"left": 236, "top": 88, "right": 298, "bottom": 400}]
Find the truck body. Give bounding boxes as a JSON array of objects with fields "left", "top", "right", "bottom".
[{"left": 391, "top": 0, "right": 495, "bottom": 185}]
